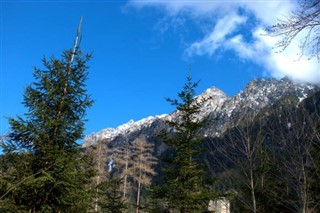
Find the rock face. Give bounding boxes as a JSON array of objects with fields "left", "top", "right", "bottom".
[
  {"left": 82, "top": 77, "right": 318, "bottom": 150},
  {"left": 203, "top": 77, "right": 316, "bottom": 136}
]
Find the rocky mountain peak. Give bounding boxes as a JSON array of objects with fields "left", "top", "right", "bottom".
[
  {"left": 83, "top": 77, "right": 318, "bottom": 148},
  {"left": 199, "top": 86, "right": 228, "bottom": 99},
  {"left": 83, "top": 114, "right": 168, "bottom": 147}
]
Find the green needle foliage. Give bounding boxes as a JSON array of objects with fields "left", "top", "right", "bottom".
[
  {"left": 157, "top": 75, "right": 218, "bottom": 213},
  {"left": 98, "top": 176, "right": 127, "bottom": 213},
  {"left": 0, "top": 27, "right": 95, "bottom": 212}
]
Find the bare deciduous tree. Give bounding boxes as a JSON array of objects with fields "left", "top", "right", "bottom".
[
  {"left": 269, "top": 97, "right": 320, "bottom": 213},
  {"left": 210, "top": 117, "right": 265, "bottom": 213},
  {"left": 90, "top": 139, "right": 110, "bottom": 212},
  {"left": 130, "top": 136, "right": 157, "bottom": 213},
  {"left": 112, "top": 139, "right": 133, "bottom": 202},
  {"left": 269, "top": 0, "right": 320, "bottom": 60},
  {"left": 111, "top": 135, "right": 157, "bottom": 213}
]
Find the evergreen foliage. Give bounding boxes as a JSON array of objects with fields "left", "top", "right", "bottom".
[
  {"left": 98, "top": 176, "right": 127, "bottom": 213},
  {"left": 156, "top": 75, "right": 217, "bottom": 213},
  {"left": 0, "top": 24, "right": 95, "bottom": 212}
]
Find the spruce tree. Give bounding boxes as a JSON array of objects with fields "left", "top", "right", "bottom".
[
  {"left": 1, "top": 20, "right": 95, "bottom": 212},
  {"left": 98, "top": 176, "right": 127, "bottom": 213},
  {"left": 158, "top": 75, "right": 217, "bottom": 213}
]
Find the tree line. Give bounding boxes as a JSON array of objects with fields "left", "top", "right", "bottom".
[
  {"left": 205, "top": 91, "right": 320, "bottom": 213},
  {"left": 0, "top": 18, "right": 217, "bottom": 212},
  {"left": 1, "top": 1, "right": 320, "bottom": 210}
]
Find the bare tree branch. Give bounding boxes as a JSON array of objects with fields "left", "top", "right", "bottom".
[{"left": 269, "top": 0, "right": 320, "bottom": 61}]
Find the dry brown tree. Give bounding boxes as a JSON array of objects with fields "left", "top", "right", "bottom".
[
  {"left": 111, "top": 135, "right": 157, "bottom": 213},
  {"left": 112, "top": 139, "right": 133, "bottom": 202},
  {"left": 130, "top": 136, "right": 157, "bottom": 213},
  {"left": 89, "top": 139, "right": 111, "bottom": 212}
]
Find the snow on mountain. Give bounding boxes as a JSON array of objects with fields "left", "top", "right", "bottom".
[
  {"left": 83, "top": 114, "right": 168, "bottom": 147},
  {"left": 203, "top": 77, "right": 317, "bottom": 136},
  {"left": 83, "top": 86, "right": 228, "bottom": 147},
  {"left": 83, "top": 77, "right": 318, "bottom": 147},
  {"left": 196, "top": 87, "right": 229, "bottom": 118}
]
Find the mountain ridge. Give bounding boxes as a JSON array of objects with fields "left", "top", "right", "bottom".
[{"left": 83, "top": 77, "right": 318, "bottom": 148}]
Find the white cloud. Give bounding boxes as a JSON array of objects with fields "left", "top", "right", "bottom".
[
  {"left": 226, "top": 27, "right": 269, "bottom": 61},
  {"left": 129, "top": 0, "right": 320, "bottom": 84},
  {"left": 185, "top": 13, "right": 248, "bottom": 56},
  {"left": 240, "top": 1, "right": 295, "bottom": 25},
  {"left": 260, "top": 32, "right": 320, "bottom": 83}
]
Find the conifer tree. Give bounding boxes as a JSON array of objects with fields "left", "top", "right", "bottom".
[
  {"left": 158, "top": 75, "right": 217, "bottom": 213},
  {"left": 98, "top": 175, "right": 127, "bottom": 213},
  {"left": 1, "top": 19, "right": 95, "bottom": 212}
]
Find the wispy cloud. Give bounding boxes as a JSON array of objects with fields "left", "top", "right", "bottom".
[
  {"left": 128, "top": 0, "right": 319, "bottom": 84},
  {"left": 185, "top": 13, "right": 248, "bottom": 57}
]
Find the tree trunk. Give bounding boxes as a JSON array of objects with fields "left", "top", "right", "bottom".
[
  {"left": 301, "top": 161, "right": 308, "bottom": 213},
  {"left": 94, "top": 141, "right": 103, "bottom": 212},
  {"left": 250, "top": 167, "right": 257, "bottom": 213},
  {"left": 136, "top": 154, "right": 143, "bottom": 213},
  {"left": 94, "top": 175, "right": 100, "bottom": 212},
  {"left": 123, "top": 143, "right": 129, "bottom": 200},
  {"left": 136, "top": 181, "right": 141, "bottom": 213}
]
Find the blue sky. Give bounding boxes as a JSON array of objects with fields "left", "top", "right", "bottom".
[{"left": 1, "top": 0, "right": 318, "bottom": 138}]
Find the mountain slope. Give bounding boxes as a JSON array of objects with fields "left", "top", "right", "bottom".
[{"left": 83, "top": 77, "right": 317, "bottom": 148}]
